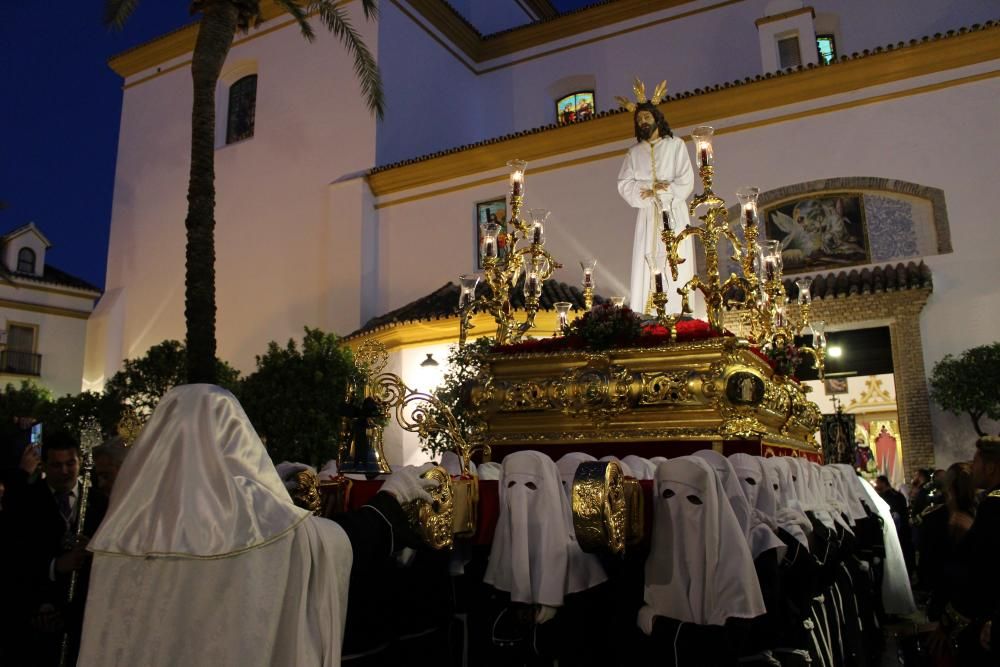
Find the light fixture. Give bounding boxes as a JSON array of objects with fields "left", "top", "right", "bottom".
[
  {"left": 420, "top": 353, "right": 439, "bottom": 367},
  {"left": 827, "top": 345, "right": 843, "bottom": 359}
]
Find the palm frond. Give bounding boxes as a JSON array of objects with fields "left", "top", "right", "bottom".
[
  {"left": 103, "top": 0, "right": 141, "bottom": 30},
  {"left": 360, "top": 0, "right": 379, "bottom": 21},
  {"left": 312, "top": 1, "right": 384, "bottom": 119},
  {"left": 274, "top": 0, "right": 315, "bottom": 41}
]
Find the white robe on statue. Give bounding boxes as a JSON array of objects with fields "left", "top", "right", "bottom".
[
  {"left": 78, "top": 385, "right": 352, "bottom": 667},
  {"left": 617, "top": 135, "right": 695, "bottom": 314}
]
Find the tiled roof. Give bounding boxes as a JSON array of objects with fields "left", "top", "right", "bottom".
[
  {"left": 369, "top": 20, "right": 999, "bottom": 175},
  {"left": 8, "top": 264, "right": 102, "bottom": 294},
  {"left": 351, "top": 278, "right": 603, "bottom": 337},
  {"left": 783, "top": 261, "right": 932, "bottom": 301}
]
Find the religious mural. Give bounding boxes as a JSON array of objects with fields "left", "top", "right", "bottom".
[
  {"left": 764, "top": 193, "right": 870, "bottom": 273},
  {"left": 475, "top": 198, "right": 507, "bottom": 269}
]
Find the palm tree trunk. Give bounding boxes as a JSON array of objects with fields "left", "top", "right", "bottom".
[{"left": 185, "top": 1, "right": 238, "bottom": 385}]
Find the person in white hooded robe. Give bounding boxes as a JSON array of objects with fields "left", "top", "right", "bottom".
[
  {"left": 484, "top": 451, "right": 608, "bottom": 664},
  {"left": 78, "top": 385, "right": 436, "bottom": 667},
  {"left": 639, "top": 456, "right": 765, "bottom": 664}
]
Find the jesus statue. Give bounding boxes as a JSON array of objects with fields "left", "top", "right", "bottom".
[{"left": 616, "top": 80, "right": 696, "bottom": 315}]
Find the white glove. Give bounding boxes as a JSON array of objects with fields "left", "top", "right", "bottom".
[
  {"left": 380, "top": 463, "right": 439, "bottom": 504},
  {"left": 318, "top": 459, "right": 339, "bottom": 480},
  {"left": 535, "top": 605, "right": 558, "bottom": 624},
  {"left": 275, "top": 461, "right": 316, "bottom": 491}
]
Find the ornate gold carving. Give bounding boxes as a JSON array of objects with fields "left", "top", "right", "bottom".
[
  {"left": 404, "top": 466, "right": 455, "bottom": 550},
  {"left": 554, "top": 357, "right": 632, "bottom": 425},
  {"left": 290, "top": 470, "right": 322, "bottom": 515},
  {"left": 571, "top": 461, "right": 626, "bottom": 555},
  {"left": 639, "top": 370, "right": 697, "bottom": 405},
  {"left": 623, "top": 478, "right": 645, "bottom": 546}
]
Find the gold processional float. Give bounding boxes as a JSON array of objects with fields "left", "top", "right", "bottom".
[{"left": 327, "top": 79, "right": 828, "bottom": 554}]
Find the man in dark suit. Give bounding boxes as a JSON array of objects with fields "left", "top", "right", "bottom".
[{"left": 2, "top": 431, "right": 107, "bottom": 666}]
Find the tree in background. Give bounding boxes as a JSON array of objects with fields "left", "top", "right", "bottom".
[
  {"left": 103, "top": 340, "right": 241, "bottom": 416},
  {"left": 929, "top": 342, "right": 1000, "bottom": 436},
  {"left": 104, "top": 0, "right": 383, "bottom": 384},
  {"left": 240, "top": 328, "right": 357, "bottom": 467},
  {"left": 420, "top": 338, "right": 493, "bottom": 459}
]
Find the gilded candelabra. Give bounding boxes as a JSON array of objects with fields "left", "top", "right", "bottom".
[
  {"left": 660, "top": 126, "right": 825, "bottom": 377},
  {"left": 458, "top": 161, "right": 563, "bottom": 346}
]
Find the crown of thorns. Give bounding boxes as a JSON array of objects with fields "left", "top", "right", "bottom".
[{"left": 615, "top": 78, "right": 668, "bottom": 113}]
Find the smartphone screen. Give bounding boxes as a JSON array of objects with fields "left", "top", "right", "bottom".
[{"left": 30, "top": 422, "right": 42, "bottom": 446}]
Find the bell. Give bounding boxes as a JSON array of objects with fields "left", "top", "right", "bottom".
[{"left": 338, "top": 414, "right": 391, "bottom": 478}]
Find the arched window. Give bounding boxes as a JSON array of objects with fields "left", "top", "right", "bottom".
[
  {"left": 16, "top": 247, "right": 35, "bottom": 274},
  {"left": 556, "top": 91, "right": 595, "bottom": 126},
  {"left": 226, "top": 74, "right": 258, "bottom": 144}
]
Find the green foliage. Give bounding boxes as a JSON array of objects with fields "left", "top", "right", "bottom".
[
  {"left": 0, "top": 381, "right": 51, "bottom": 422},
  {"left": 420, "top": 338, "right": 494, "bottom": 458},
  {"left": 40, "top": 392, "right": 124, "bottom": 441},
  {"left": 562, "top": 303, "right": 643, "bottom": 350},
  {"left": 929, "top": 342, "right": 1000, "bottom": 436},
  {"left": 240, "top": 328, "right": 358, "bottom": 467},
  {"left": 103, "top": 340, "right": 241, "bottom": 415}
]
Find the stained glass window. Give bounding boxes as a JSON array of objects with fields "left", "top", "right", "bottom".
[
  {"left": 226, "top": 74, "right": 258, "bottom": 144},
  {"left": 556, "top": 91, "right": 595, "bottom": 126},
  {"left": 816, "top": 34, "right": 837, "bottom": 65},
  {"left": 16, "top": 247, "right": 35, "bottom": 273}
]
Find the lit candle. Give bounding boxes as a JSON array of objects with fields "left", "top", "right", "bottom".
[
  {"left": 661, "top": 210, "right": 672, "bottom": 232},
  {"left": 697, "top": 141, "right": 713, "bottom": 168},
  {"left": 583, "top": 269, "right": 594, "bottom": 287},
  {"left": 743, "top": 203, "right": 756, "bottom": 228},
  {"left": 654, "top": 271, "right": 664, "bottom": 293},
  {"left": 485, "top": 241, "right": 495, "bottom": 258},
  {"left": 528, "top": 273, "right": 539, "bottom": 295},
  {"left": 511, "top": 170, "right": 524, "bottom": 196},
  {"left": 533, "top": 224, "right": 542, "bottom": 244}
]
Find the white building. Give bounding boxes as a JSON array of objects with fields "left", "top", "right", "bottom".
[
  {"left": 86, "top": 0, "right": 1000, "bottom": 470},
  {"left": 0, "top": 223, "right": 101, "bottom": 397}
]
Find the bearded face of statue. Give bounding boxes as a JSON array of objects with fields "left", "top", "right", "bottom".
[{"left": 636, "top": 110, "right": 658, "bottom": 141}]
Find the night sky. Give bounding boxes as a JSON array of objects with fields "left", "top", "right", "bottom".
[{"left": 0, "top": 1, "right": 592, "bottom": 291}]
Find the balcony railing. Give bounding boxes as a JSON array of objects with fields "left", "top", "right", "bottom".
[{"left": 1, "top": 350, "right": 42, "bottom": 376}]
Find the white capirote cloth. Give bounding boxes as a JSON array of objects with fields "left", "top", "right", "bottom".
[
  {"left": 80, "top": 385, "right": 352, "bottom": 667},
  {"left": 485, "top": 451, "right": 605, "bottom": 607},
  {"left": 761, "top": 457, "right": 811, "bottom": 548},
  {"left": 729, "top": 453, "right": 787, "bottom": 560},
  {"left": 622, "top": 455, "right": 657, "bottom": 481},
  {"left": 617, "top": 136, "right": 695, "bottom": 315},
  {"left": 556, "top": 452, "right": 597, "bottom": 498},
  {"left": 639, "top": 457, "right": 765, "bottom": 633},
  {"left": 857, "top": 475, "right": 917, "bottom": 614},
  {"left": 694, "top": 450, "right": 784, "bottom": 559},
  {"left": 440, "top": 450, "right": 476, "bottom": 477},
  {"left": 478, "top": 461, "right": 502, "bottom": 480}
]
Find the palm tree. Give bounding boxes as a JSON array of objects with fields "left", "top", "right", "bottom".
[{"left": 104, "top": 0, "right": 383, "bottom": 384}]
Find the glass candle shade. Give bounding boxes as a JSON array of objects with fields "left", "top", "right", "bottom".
[
  {"left": 661, "top": 209, "right": 673, "bottom": 233},
  {"left": 795, "top": 277, "right": 813, "bottom": 305},
  {"left": 645, "top": 252, "right": 668, "bottom": 294},
  {"left": 524, "top": 271, "right": 542, "bottom": 299},
  {"left": 692, "top": 126, "right": 715, "bottom": 168},
  {"left": 507, "top": 159, "right": 527, "bottom": 197},
  {"left": 554, "top": 301, "right": 572, "bottom": 330},
  {"left": 761, "top": 239, "right": 782, "bottom": 282},
  {"left": 458, "top": 273, "right": 481, "bottom": 309},
  {"left": 610, "top": 296, "right": 626, "bottom": 308},
  {"left": 736, "top": 187, "right": 760, "bottom": 230},
  {"left": 580, "top": 258, "right": 597, "bottom": 288},
  {"left": 811, "top": 320, "right": 827, "bottom": 350},
  {"left": 480, "top": 222, "right": 500, "bottom": 259}
]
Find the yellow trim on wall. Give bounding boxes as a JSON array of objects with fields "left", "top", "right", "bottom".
[
  {"left": 346, "top": 310, "right": 563, "bottom": 352},
  {"left": 0, "top": 299, "right": 92, "bottom": 320},
  {"left": 373, "top": 67, "right": 1000, "bottom": 208},
  {"left": 754, "top": 6, "right": 815, "bottom": 28},
  {"left": 368, "top": 28, "right": 1000, "bottom": 197}
]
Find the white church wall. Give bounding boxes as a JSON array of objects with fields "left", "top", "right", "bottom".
[
  {"left": 375, "top": 3, "right": 480, "bottom": 166},
  {"left": 90, "top": 5, "right": 379, "bottom": 382},
  {"left": 376, "top": 0, "right": 997, "bottom": 166}
]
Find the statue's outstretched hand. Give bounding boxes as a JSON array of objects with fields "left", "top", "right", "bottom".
[{"left": 381, "top": 463, "right": 439, "bottom": 504}]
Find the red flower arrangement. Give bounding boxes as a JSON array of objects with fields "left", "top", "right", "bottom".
[{"left": 492, "top": 306, "right": 726, "bottom": 354}]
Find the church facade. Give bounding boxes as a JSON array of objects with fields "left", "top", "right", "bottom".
[{"left": 85, "top": 0, "right": 1000, "bottom": 470}]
